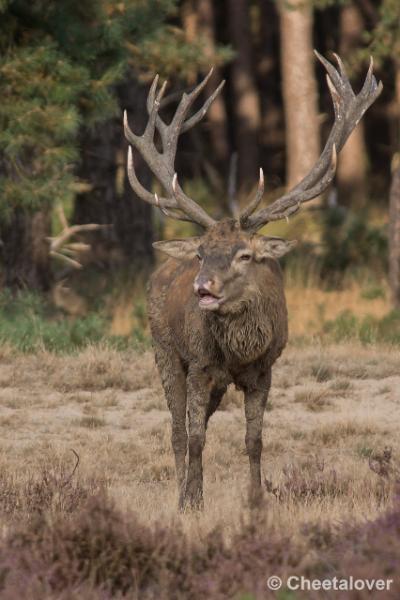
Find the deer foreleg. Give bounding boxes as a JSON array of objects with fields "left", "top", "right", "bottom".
[{"left": 182, "top": 369, "right": 210, "bottom": 510}]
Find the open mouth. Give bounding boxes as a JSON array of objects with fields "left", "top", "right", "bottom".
[{"left": 197, "top": 289, "right": 224, "bottom": 309}]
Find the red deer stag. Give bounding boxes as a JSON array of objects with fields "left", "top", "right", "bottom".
[{"left": 124, "top": 52, "right": 381, "bottom": 510}]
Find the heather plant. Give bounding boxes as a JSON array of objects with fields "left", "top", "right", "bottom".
[
  {"left": 0, "top": 494, "right": 299, "bottom": 599},
  {"left": 264, "top": 456, "right": 350, "bottom": 503},
  {"left": 0, "top": 475, "right": 400, "bottom": 599},
  {"left": 0, "top": 454, "right": 102, "bottom": 518}
]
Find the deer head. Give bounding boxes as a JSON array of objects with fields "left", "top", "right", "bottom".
[{"left": 124, "top": 53, "right": 382, "bottom": 312}]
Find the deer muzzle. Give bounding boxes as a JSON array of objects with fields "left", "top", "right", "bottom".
[{"left": 194, "top": 277, "right": 224, "bottom": 310}]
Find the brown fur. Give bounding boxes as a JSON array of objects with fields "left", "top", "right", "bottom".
[{"left": 147, "top": 219, "right": 291, "bottom": 509}]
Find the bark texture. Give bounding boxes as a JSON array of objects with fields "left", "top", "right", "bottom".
[
  {"left": 259, "top": 0, "right": 284, "bottom": 177},
  {"left": 337, "top": 3, "right": 368, "bottom": 206},
  {"left": 389, "top": 64, "right": 400, "bottom": 309},
  {"left": 279, "top": 0, "right": 320, "bottom": 191},
  {"left": 389, "top": 158, "right": 400, "bottom": 308},
  {"left": 228, "top": 0, "right": 261, "bottom": 188},
  {"left": 197, "top": 0, "right": 230, "bottom": 171}
]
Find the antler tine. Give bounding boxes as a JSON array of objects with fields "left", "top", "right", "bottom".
[
  {"left": 144, "top": 80, "right": 167, "bottom": 141},
  {"left": 240, "top": 169, "right": 265, "bottom": 226},
  {"left": 124, "top": 69, "right": 221, "bottom": 228},
  {"left": 358, "top": 56, "right": 382, "bottom": 109},
  {"left": 332, "top": 52, "right": 347, "bottom": 78},
  {"left": 155, "top": 193, "right": 197, "bottom": 224},
  {"left": 314, "top": 50, "right": 353, "bottom": 96},
  {"left": 147, "top": 74, "right": 160, "bottom": 108},
  {"left": 181, "top": 79, "right": 226, "bottom": 133},
  {"left": 147, "top": 74, "right": 226, "bottom": 139},
  {"left": 242, "top": 53, "right": 382, "bottom": 232},
  {"left": 249, "top": 146, "right": 337, "bottom": 228},
  {"left": 126, "top": 145, "right": 174, "bottom": 208},
  {"left": 124, "top": 109, "right": 169, "bottom": 181},
  {"left": 165, "top": 68, "right": 215, "bottom": 162},
  {"left": 146, "top": 76, "right": 168, "bottom": 146},
  {"left": 289, "top": 51, "right": 352, "bottom": 191},
  {"left": 326, "top": 74, "right": 341, "bottom": 119}
]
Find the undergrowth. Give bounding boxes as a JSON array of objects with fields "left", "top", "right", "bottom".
[
  {"left": 324, "top": 309, "right": 400, "bottom": 345},
  {"left": 0, "top": 452, "right": 398, "bottom": 599},
  {"left": 1, "top": 257, "right": 399, "bottom": 354},
  {"left": 0, "top": 290, "right": 149, "bottom": 353}
]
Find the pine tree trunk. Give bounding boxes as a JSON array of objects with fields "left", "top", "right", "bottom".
[
  {"left": 389, "top": 158, "right": 400, "bottom": 309},
  {"left": 389, "top": 64, "right": 400, "bottom": 309},
  {"left": 227, "top": 0, "right": 261, "bottom": 189},
  {"left": 278, "top": 0, "right": 320, "bottom": 192},
  {"left": 73, "top": 78, "right": 153, "bottom": 270},
  {"left": 259, "top": 0, "right": 284, "bottom": 177},
  {"left": 337, "top": 3, "right": 367, "bottom": 207},
  {"left": 0, "top": 208, "right": 52, "bottom": 291},
  {"left": 197, "top": 0, "right": 230, "bottom": 172}
]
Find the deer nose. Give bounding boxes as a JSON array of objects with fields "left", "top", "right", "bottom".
[{"left": 194, "top": 276, "right": 214, "bottom": 294}]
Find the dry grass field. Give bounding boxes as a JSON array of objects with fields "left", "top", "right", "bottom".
[
  {"left": 0, "top": 342, "right": 398, "bottom": 532},
  {"left": 0, "top": 336, "right": 399, "bottom": 598}
]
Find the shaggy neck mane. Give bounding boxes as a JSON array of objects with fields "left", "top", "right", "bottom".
[{"left": 206, "top": 295, "right": 273, "bottom": 364}]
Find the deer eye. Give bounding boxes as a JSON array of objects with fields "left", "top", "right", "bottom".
[
  {"left": 196, "top": 253, "right": 202, "bottom": 261},
  {"left": 238, "top": 253, "right": 252, "bottom": 262}
]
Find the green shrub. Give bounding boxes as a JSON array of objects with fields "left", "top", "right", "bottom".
[
  {"left": 360, "top": 284, "right": 386, "bottom": 300},
  {"left": 324, "top": 309, "right": 400, "bottom": 345},
  {"left": 0, "top": 290, "right": 149, "bottom": 354},
  {"left": 321, "top": 208, "right": 387, "bottom": 277}
]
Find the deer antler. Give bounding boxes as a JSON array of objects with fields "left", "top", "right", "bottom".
[
  {"left": 124, "top": 69, "right": 225, "bottom": 228},
  {"left": 240, "top": 52, "right": 383, "bottom": 231},
  {"left": 47, "top": 205, "right": 108, "bottom": 269}
]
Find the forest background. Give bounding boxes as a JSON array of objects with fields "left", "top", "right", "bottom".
[{"left": 0, "top": 0, "right": 399, "bottom": 352}]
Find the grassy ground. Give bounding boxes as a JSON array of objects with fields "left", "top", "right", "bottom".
[{"left": 0, "top": 339, "right": 398, "bottom": 598}]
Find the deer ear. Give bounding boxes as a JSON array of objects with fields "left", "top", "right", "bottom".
[
  {"left": 152, "top": 237, "right": 201, "bottom": 260},
  {"left": 253, "top": 236, "right": 297, "bottom": 260}
]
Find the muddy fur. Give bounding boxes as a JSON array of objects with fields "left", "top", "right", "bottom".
[{"left": 147, "top": 219, "right": 290, "bottom": 509}]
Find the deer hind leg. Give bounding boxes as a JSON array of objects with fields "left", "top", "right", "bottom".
[
  {"left": 154, "top": 346, "right": 187, "bottom": 504},
  {"left": 244, "top": 370, "right": 271, "bottom": 508}
]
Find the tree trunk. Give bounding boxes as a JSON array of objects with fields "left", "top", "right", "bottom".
[
  {"left": 389, "top": 64, "right": 400, "bottom": 309},
  {"left": 227, "top": 0, "right": 261, "bottom": 189},
  {"left": 0, "top": 208, "right": 52, "bottom": 291},
  {"left": 258, "top": 0, "right": 284, "bottom": 178},
  {"left": 73, "top": 78, "right": 154, "bottom": 270},
  {"left": 278, "top": 0, "right": 320, "bottom": 192},
  {"left": 389, "top": 157, "right": 400, "bottom": 309},
  {"left": 337, "top": 3, "right": 368, "bottom": 207},
  {"left": 197, "top": 0, "right": 230, "bottom": 172}
]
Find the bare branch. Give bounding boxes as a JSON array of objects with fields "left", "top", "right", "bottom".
[{"left": 61, "top": 449, "right": 80, "bottom": 488}]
